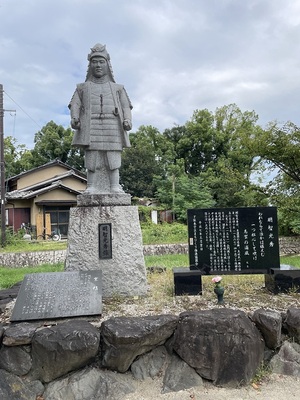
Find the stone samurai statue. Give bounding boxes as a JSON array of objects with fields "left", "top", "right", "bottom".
[{"left": 69, "top": 43, "right": 132, "bottom": 194}]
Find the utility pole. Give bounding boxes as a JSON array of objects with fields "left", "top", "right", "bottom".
[
  {"left": 0, "top": 84, "right": 16, "bottom": 247},
  {"left": 0, "top": 84, "right": 5, "bottom": 247}
]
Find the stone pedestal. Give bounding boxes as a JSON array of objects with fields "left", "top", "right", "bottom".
[{"left": 65, "top": 194, "right": 148, "bottom": 298}]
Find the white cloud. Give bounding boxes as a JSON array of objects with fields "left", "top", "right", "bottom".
[{"left": 1, "top": 0, "right": 300, "bottom": 147}]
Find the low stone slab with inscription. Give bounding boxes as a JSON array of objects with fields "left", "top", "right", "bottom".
[{"left": 11, "top": 270, "right": 102, "bottom": 322}]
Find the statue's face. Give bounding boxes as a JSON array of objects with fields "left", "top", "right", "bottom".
[{"left": 90, "top": 56, "right": 108, "bottom": 78}]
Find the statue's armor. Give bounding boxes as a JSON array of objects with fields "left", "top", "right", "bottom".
[
  {"left": 90, "top": 82, "right": 122, "bottom": 151},
  {"left": 68, "top": 43, "right": 132, "bottom": 194},
  {"left": 69, "top": 80, "right": 131, "bottom": 150}
]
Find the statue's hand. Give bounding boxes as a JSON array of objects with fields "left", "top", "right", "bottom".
[
  {"left": 123, "top": 119, "right": 132, "bottom": 131},
  {"left": 71, "top": 118, "right": 81, "bottom": 129}
]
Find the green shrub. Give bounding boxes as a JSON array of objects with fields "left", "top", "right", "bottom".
[{"left": 142, "top": 222, "right": 187, "bottom": 244}]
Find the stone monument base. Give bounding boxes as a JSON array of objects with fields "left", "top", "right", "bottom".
[
  {"left": 65, "top": 204, "right": 148, "bottom": 298},
  {"left": 77, "top": 193, "right": 131, "bottom": 207}
]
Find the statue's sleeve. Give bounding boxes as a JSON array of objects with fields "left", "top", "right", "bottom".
[
  {"left": 119, "top": 87, "right": 132, "bottom": 122},
  {"left": 68, "top": 87, "right": 82, "bottom": 120}
]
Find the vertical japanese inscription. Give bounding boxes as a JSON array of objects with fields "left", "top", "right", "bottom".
[
  {"left": 99, "top": 223, "right": 112, "bottom": 259},
  {"left": 188, "top": 207, "right": 280, "bottom": 273}
]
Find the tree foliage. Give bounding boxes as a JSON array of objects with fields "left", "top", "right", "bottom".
[
  {"left": 120, "top": 125, "right": 166, "bottom": 197},
  {"left": 155, "top": 172, "right": 215, "bottom": 222},
  {"left": 248, "top": 121, "right": 300, "bottom": 182},
  {"left": 4, "top": 107, "right": 300, "bottom": 234},
  {"left": 30, "top": 121, "right": 84, "bottom": 170},
  {"left": 175, "top": 104, "right": 264, "bottom": 208},
  {"left": 4, "top": 136, "right": 34, "bottom": 179},
  {"left": 120, "top": 105, "right": 269, "bottom": 211},
  {"left": 245, "top": 121, "right": 300, "bottom": 234}
]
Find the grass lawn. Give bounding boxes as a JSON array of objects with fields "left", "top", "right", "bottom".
[
  {"left": 0, "top": 264, "right": 63, "bottom": 289},
  {"left": 0, "top": 223, "right": 299, "bottom": 290},
  {"left": 0, "top": 253, "right": 299, "bottom": 290}
]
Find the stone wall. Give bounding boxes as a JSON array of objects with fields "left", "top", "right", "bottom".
[
  {"left": 0, "top": 250, "right": 66, "bottom": 268},
  {"left": 0, "top": 237, "right": 300, "bottom": 268},
  {"left": 278, "top": 236, "right": 300, "bottom": 255},
  {"left": 143, "top": 243, "right": 188, "bottom": 256},
  {"left": 143, "top": 237, "right": 300, "bottom": 256},
  {"left": 0, "top": 307, "right": 299, "bottom": 399}
]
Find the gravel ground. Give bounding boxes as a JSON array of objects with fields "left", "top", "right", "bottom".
[{"left": 123, "top": 373, "right": 300, "bottom": 400}]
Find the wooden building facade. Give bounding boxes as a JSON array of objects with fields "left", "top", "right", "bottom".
[{"left": 5, "top": 160, "right": 86, "bottom": 238}]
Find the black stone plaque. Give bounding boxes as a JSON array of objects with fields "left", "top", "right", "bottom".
[
  {"left": 99, "top": 223, "right": 112, "bottom": 259},
  {"left": 265, "top": 266, "right": 300, "bottom": 294},
  {"left": 188, "top": 207, "right": 280, "bottom": 274},
  {"left": 173, "top": 267, "right": 202, "bottom": 296},
  {"left": 10, "top": 270, "right": 102, "bottom": 322}
]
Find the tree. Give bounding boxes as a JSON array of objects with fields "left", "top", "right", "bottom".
[
  {"left": 214, "top": 104, "right": 261, "bottom": 179},
  {"left": 155, "top": 171, "right": 215, "bottom": 222},
  {"left": 120, "top": 126, "right": 166, "bottom": 197},
  {"left": 248, "top": 121, "right": 300, "bottom": 182},
  {"left": 121, "top": 106, "right": 267, "bottom": 211},
  {"left": 162, "top": 125, "right": 187, "bottom": 166},
  {"left": 30, "top": 121, "right": 84, "bottom": 170},
  {"left": 244, "top": 121, "right": 300, "bottom": 234},
  {"left": 267, "top": 173, "right": 300, "bottom": 234},
  {"left": 4, "top": 136, "right": 34, "bottom": 178},
  {"left": 177, "top": 109, "right": 217, "bottom": 175},
  {"left": 201, "top": 158, "right": 268, "bottom": 208},
  {"left": 175, "top": 104, "right": 263, "bottom": 208}
]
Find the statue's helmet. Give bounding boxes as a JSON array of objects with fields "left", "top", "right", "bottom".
[
  {"left": 88, "top": 43, "right": 110, "bottom": 61},
  {"left": 86, "top": 43, "right": 115, "bottom": 82}
]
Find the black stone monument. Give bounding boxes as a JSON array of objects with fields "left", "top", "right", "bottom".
[
  {"left": 173, "top": 206, "right": 282, "bottom": 296},
  {"left": 188, "top": 207, "right": 280, "bottom": 274}
]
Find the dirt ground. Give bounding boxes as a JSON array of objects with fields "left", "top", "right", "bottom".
[{"left": 123, "top": 373, "right": 300, "bottom": 400}]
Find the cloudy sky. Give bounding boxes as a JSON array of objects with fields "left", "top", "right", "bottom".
[{"left": 1, "top": 0, "right": 300, "bottom": 149}]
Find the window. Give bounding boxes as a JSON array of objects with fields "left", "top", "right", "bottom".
[{"left": 44, "top": 206, "right": 70, "bottom": 237}]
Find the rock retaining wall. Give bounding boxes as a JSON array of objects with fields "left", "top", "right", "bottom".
[
  {"left": 0, "top": 250, "right": 66, "bottom": 268},
  {"left": 0, "top": 237, "right": 299, "bottom": 268},
  {"left": 0, "top": 307, "right": 299, "bottom": 399},
  {"left": 278, "top": 236, "right": 300, "bottom": 255}
]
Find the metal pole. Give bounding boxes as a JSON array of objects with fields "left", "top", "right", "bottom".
[{"left": 0, "top": 84, "right": 6, "bottom": 246}]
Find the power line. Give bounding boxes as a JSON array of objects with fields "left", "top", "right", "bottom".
[{"left": 4, "top": 90, "right": 42, "bottom": 130}]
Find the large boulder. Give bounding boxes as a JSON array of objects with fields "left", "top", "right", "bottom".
[
  {"left": 252, "top": 308, "right": 282, "bottom": 349},
  {"left": 0, "top": 369, "right": 43, "bottom": 400},
  {"left": 30, "top": 320, "right": 100, "bottom": 382},
  {"left": 162, "top": 353, "right": 203, "bottom": 393},
  {"left": 2, "top": 322, "right": 40, "bottom": 346},
  {"left": 0, "top": 324, "right": 4, "bottom": 341},
  {"left": 131, "top": 345, "right": 170, "bottom": 380},
  {"left": 43, "top": 366, "right": 135, "bottom": 400},
  {"left": 101, "top": 314, "right": 178, "bottom": 372},
  {"left": 131, "top": 344, "right": 203, "bottom": 393},
  {"left": 173, "top": 309, "right": 265, "bottom": 387},
  {"left": 0, "top": 345, "right": 32, "bottom": 375},
  {"left": 285, "top": 307, "right": 300, "bottom": 343},
  {"left": 270, "top": 341, "right": 300, "bottom": 376}
]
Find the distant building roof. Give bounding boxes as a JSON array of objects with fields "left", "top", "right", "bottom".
[
  {"left": 6, "top": 180, "right": 82, "bottom": 200},
  {"left": 5, "top": 159, "right": 86, "bottom": 201},
  {"left": 5, "top": 159, "right": 86, "bottom": 184}
]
